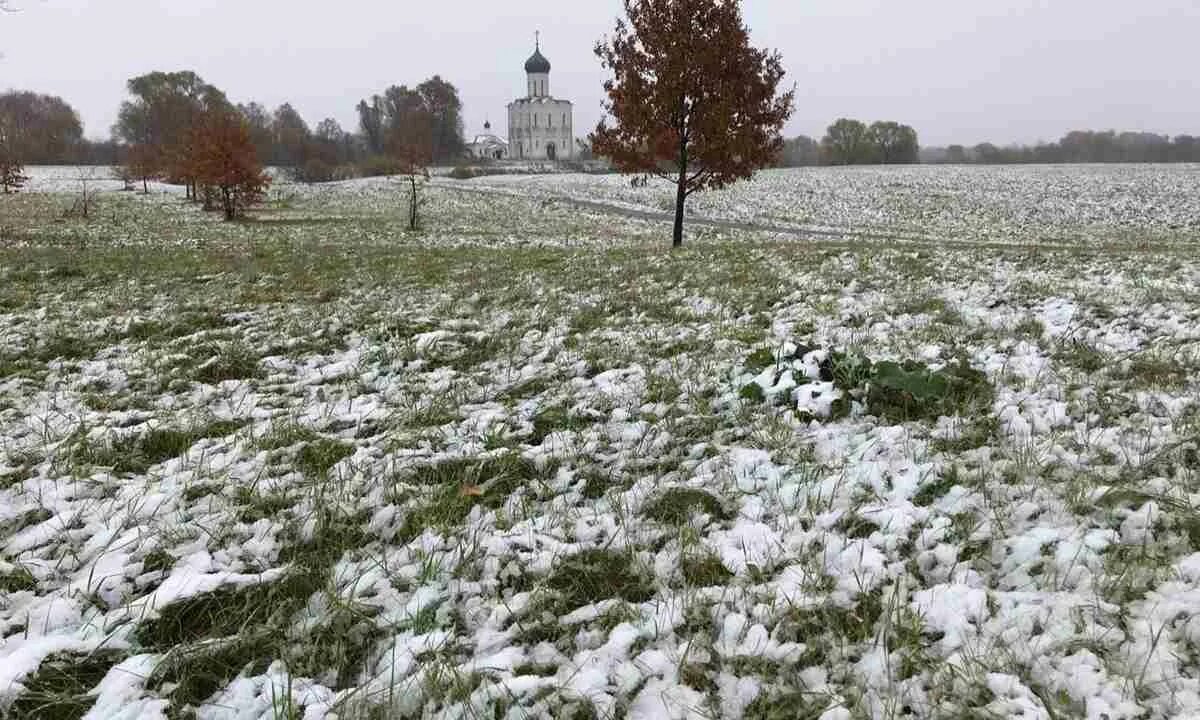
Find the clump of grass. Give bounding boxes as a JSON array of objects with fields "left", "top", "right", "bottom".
[
  {"left": 1125, "top": 350, "right": 1190, "bottom": 391},
  {"left": 8, "top": 650, "right": 125, "bottom": 720},
  {"left": 398, "top": 454, "right": 553, "bottom": 541},
  {"left": 541, "top": 548, "right": 654, "bottom": 613},
  {"left": 286, "top": 601, "right": 382, "bottom": 690},
  {"left": 776, "top": 589, "right": 884, "bottom": 663},
  {"left": 192, "top": 342, "right": 263, "bottom": 384},
  {"left": 32, "top": 333, "right": 102, "bottom": 363},
  {"left": 125, "top": 311, "right": 231, "bottom": 343},
  {"left": 569, "top": 304, "right": 609, "bottom": 335},
  {"left": 297, "top": 438, "right": 355, "bottom": 478},
  {"left": 1012, "top": 316, "right": 1046, "bottom": 341},
  {"left": 529, "top": 404, "right": 591, "bottom": 445},
  {"left": 141, "top": 548, "right": 176, "bottom": 574},
  {"left": 744, "top": 347, "right": 777, "bottom": 373},
  {"left": 579, "top": 468, "right": 622, "bottom": 499},
  {"left": 137, "top": 570, "right": 330, "bottom": 711},
  {"left": 256, "top": 422, "right": 322, "bottom": 452},
  {"left": 931, "top": 416, "right": 999, "bottom": 454},
  {"left": 72, "top": 417, "right": 249, "bottom": 475},
  {"left": 680, "top": 553, "right": 732, "bottom": 587},
  {"left": 742, "top": 691, "right": 833, "bottom": 720},
  {"left": 835, "top": 513, "right": 880, "bottom": 539},
  {"left": 234, "top": 488, "right": 295, "bottom": 523},
  {"left": 498, "top": 376, "right": 554, "bottom": 401},
  {"left": 912, "top": 466, "right": 963, "bottom": 507},
  {"left": 1055, "top": 340, "right": 1107, "bottom": 373},
  {"left": 1, "top": 564, "right": 37, "bottom": 592},
  {"left": 641, "top": 487, "right": 730, "bottom": 525},
  {"left": 432, "top": 334, "right": 506, "bottom": 372},
  {"left": 0, "top": 356, "right": 44, "bottom": 380},
  {"left": 4, "top": 507, "right": 52, "bottom": 534}
]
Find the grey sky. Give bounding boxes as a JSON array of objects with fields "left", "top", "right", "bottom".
[{"left": 2, "top": 0, "right": 1197, "bottom": 146}]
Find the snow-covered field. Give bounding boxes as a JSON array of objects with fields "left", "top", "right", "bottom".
[
  {"left": 465, "top": 164, "right": 1200, "bottom": 245},
  {"left": 3, "top": 167, "right": 1200, "bottom": 719}
]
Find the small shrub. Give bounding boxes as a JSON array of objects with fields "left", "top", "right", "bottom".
[{"left": 866, "top": 359, "right": 992, "bottom": 423}]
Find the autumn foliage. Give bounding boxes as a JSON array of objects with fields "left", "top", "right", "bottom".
[
  {"left": 592, "top": 0, "right": 794, "bottom": 246},
  {"left": 0, "top": 156, "right": 27, "bottom": 194},
  {"left": 0, "top": 135, "right": 27, "bottom": 195},
  {"left": 192, "top": 113, "right": 271, "bottom": 220},
  {"left": 122, "top": 143, "right": 160, "bottom": 193}
]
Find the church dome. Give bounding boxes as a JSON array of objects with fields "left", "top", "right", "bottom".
[{"left": 524, "top": 48, "right": 551, "bottom": 74}]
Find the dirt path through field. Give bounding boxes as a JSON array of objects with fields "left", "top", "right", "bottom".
[{"left": 436, "top": 180, "right": 940, "bottom": 244}]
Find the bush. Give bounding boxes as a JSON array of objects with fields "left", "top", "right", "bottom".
[
  {"left": 293, "top": 159, "right": 336, "bottom": 184},
  {"left": 357, "top": 155, "right": 405, "bottom": 178},
  {"left": 738, "top": 342, "right": 994, "bottom": 423},
  {"left": 332, "top": 164, "right": 359, "bottom": 181},
  {"left": 448, "top": 166, "right": 479, "bottom": 180}
]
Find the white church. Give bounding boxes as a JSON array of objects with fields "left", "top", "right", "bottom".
[{"left": 467, "top": 38, "right": 574, "bottom": 162}]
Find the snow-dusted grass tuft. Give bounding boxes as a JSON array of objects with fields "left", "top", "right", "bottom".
[{"left": 2, "top": 167, "right": 1200, "bottom": 719}]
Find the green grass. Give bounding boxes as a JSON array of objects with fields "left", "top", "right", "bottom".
[
  {"left": 680, "top": 553, "right": 733, "bottom": 587},
  {"left": 541, "top": 548, "right": 655, "bottom": 612},
  {"left": 192, "top": 342, "right": 264, "bottom": 383},
  {"left": 297, "top": 438, "right": 355, "bottom": 478},
  {"left": 1, "top": 564, "right": 38, "bottom": 592},
  {"left": 5, "top": 172, "right": 1200, "bottom": 718},
  {"left": 529, "top": 403, "right": 593, "bottom": 445},
  {"left": 641, "top": 487, "right": 730, "bottom": 524},
  {"left": 7, "top": 650, "right": 125, "bottom": 720},
  {"left": 398, "top": 454, "right": 554, "bottom": 541},
  {"left": 70, "top": 418, "right": 249, "bottom": 475}
]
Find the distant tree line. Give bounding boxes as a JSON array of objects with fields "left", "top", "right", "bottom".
[
  {"left": 923, "top": 131, "right": 1200, "bottom": 164},
  {"left": 8, "top": 79, "right": 1200, "bottom": 174},
  {"left": 0, "top": 70, "right": 467, "bottom": 187},
  {"left": 776, "top": 118, "right": 920, "bottom": 166}
]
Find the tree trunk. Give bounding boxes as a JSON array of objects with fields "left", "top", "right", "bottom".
[
  {"left": 408, "top": 176, "right": 418, "bottom": 230},
  {"left": 223, "top": 187, "right": 235, "bottom": 221},
  {"left": 673, "top": 139, "right": 689, "bottom": 248},
  {"left": 142, "top": 177, "right": 148, "bottom": 194}
]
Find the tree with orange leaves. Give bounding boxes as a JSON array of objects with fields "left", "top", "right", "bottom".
[
  {"left": 591, "top": 0, "right": 794, "bottom": 247},
  {"left": 194, "top": 112, "right": 271, "bottom": 221},
  {"left": 388, "top": 118, "right": 433, "bottom": 231},
  {"left": 122, "top": 143, "right": 160, "bottom": 194},
  {"left": 0, "top": 119, "right": 27, "bottom": 194}
]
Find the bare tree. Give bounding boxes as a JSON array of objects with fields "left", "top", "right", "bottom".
[
  {"left": 65, "top": 168, "right": 99, "bottom": 219},
  {"left": 393, "top": 146, "right": 430, "bottom": 231}
]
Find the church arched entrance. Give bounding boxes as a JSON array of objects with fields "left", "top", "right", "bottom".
[{"left": 546, "top": 143, "right": 557, "bottom": 161}]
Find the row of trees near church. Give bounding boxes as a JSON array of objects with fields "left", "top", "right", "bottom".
[
  {"left": 775, "top": 119, "right": 921, "bottom": 167},
  {"left": 0, "top": 73, "right": 465, "bottom": 193}
]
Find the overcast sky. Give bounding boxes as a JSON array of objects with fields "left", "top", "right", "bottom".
[{"left": 2, "top": 0, "right": 1197, "bottom": 146}]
